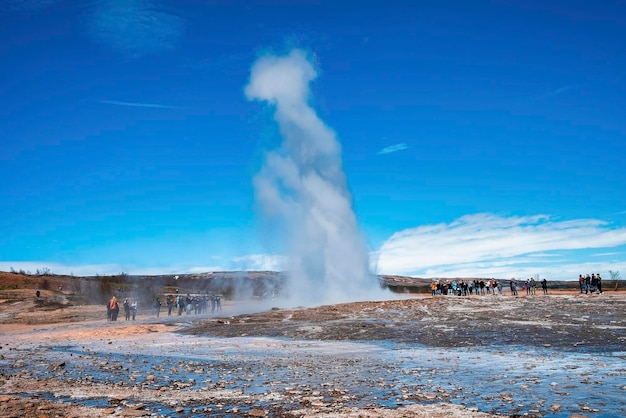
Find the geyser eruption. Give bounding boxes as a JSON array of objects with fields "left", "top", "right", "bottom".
[{"left": 245, "top": 49, "right": 380, "bottom": 305}]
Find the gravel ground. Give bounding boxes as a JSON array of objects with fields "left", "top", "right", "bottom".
[{"left": 1, "top": 291, "right": 625, "bottom": 417}]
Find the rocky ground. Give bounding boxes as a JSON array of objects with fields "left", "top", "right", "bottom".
[
  {"left": 1, "top": 279, "right": 625, "bottom": 417},
  {"left": 186, "top": 292, "right": 626, "bottom": 352}
]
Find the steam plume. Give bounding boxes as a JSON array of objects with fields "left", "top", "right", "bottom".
[{"left": 245, "top": 49, "right": 380, "bottom": 305}]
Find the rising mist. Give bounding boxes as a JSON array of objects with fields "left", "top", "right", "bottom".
[{"left": 245, "top": 49, "right": 384, "bottom": 306}]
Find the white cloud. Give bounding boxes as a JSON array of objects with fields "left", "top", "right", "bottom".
[
  {"left": 377, "top": 143, "right": 409, "bottom": 155},
  {"left": 0, "top": 257, "right": 287, "bottom": 277},
  {"left": 231, "top": 254, "right": 287, "bottom": 271},
  {"left": 376, "top": 213, "right": 626, "bottom": 279}
]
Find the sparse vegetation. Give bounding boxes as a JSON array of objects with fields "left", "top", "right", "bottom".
[
  {"left": 609, "top": 270, "right": 621, "bottom": 290},
  {"left": 36, "top": 267, "right": 52, "bottom": 276}
]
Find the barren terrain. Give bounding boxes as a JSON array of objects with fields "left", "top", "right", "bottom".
[{"left": 1, "top": 272, "right": 625, "bottom": 417}]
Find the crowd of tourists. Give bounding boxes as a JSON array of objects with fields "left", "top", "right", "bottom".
[
  {"left": 106, "top": 293, "right": 222, "bottom": 321},
  {"left": 106, "top": 296, "right": 137, "bottom": 321},
  {"left": 578, "top": 273, "right": 603, "bottom": 294},
  {"left": 155, "top": 294, "right": 222, "bottom": 317},
  {"left": 430, "top": 277, "right": 549, "bottom": 296}
]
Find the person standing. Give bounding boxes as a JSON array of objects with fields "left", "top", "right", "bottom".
[
  {"left": 596, "top": 273, "right": 603, "bottom": 294},
  {"left": 131, "top": 299, "right": 137, "bottom": 320},
  {"left": 177, "top": 295, "right": 184, "bottom": 315},
  {"left": 111, "top": 299, "right": 119, "bottom": 321},
  {"left": 109, "top": 296, "right": 118, "bottom": 321},
  {"left": 585, "top": 274, "right": 591, "bottom": 294},
  {"left": 541, "top": 278, "right": 548, "bottom": 295},
  {"left": 591, "top": 274, "right": 598, "bottom": 293},
  {"left": 578, "top": 274, "right": 585, "bottom": 293},
  {"left": 153, "top": 298, "right": 161, "bottom": 318},
  {"left": 166, "top": 297, "right": 174, "bottom": 316},
  {"left": 510, "top": 278, "right": 517, "bottom": 296},
  {"left": 123, "top": 298, "right": 130, "bottom": 321}
]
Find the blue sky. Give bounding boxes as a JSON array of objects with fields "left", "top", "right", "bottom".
[{"left": 1, "top": 0, "right": 625, "bottom": 280}]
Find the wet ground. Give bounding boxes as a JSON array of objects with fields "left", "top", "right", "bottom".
[
  {"left": 187, "top": 293, "right": 626, "bottom": 352},
  {"left": 1, "top": 292, "right": 625, "bottom": 417}
]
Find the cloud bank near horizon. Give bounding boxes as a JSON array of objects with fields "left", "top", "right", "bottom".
[
  {"left": 4, "top": 213, "right": 625, "bottom": 280},
  {"left": 0, "top": 258, "right": 277, "bottom": 277},
  {"left": 376, "top": 213, "right": 626, "bottom": 279}
]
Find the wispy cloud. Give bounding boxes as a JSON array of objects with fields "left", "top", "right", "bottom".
[
  {"left": 536, "top": 84, "right": 579, "bottom": 100},
  {"left": 184, "top": 52, "right": 252, "bottom": 73},
  {"left": 377, "top": 143, "right": 409, "bottom": 155},
  {"left": 98, "top": 99, "right": 182, "bottom": 109},
  {"left": 89, "top": 0, "right": 185, "bottom": 56},
  {"left": 376, "top": 213, "right": 626, "bottom": 279},
  {"left": 2, "top": 0, "right": 59, "bottom": 13}
]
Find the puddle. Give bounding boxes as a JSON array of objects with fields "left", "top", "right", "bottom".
[{"left": 2, "top": 333, "right": 625, "bottom": 416}]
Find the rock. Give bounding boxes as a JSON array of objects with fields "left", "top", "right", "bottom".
[
  {"left": 36, "top": 404, "right": 53, "bottom": 411},
  {"left": 175, "top": 406, "right": 185, "bottom": 413},
  {"left": 109, "top": 396, "right": 127, "bottom": 404},
  {"left": 48, "top": 361, "right": 66, "bottom": 371},
  {"left": 121, "top": 408, "right": 150, "bottom": 417},
  {"left": 248, "top": 409, "right": 267, "bottom": 417}
]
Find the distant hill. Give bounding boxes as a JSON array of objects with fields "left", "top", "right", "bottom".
[{"left": 0, "top": 270, "right": 599, "bottom": 306}]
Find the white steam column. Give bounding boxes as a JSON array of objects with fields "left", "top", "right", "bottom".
[{"left": 246, "top": 49, "right": 379, "bottom": 305}]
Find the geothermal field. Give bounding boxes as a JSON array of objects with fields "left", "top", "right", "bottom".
[{"left": 1, "top": 272, "right": 625, "bottom": 418}]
